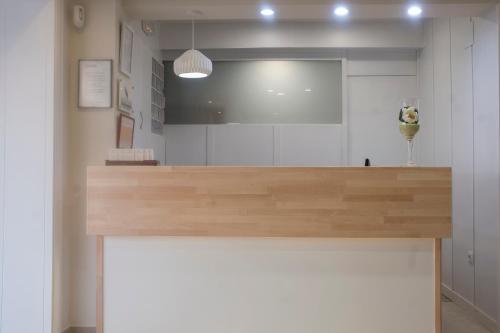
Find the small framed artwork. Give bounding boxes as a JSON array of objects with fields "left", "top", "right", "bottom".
[
  {"left": 118, "top": 79, "right": 133, "bottom": 113},
  {"left": 119, "top": 23, "right": 133, "bottom": 77},
  {"left": 78, "top": 59, "right": 112, "bottom": 108},
  {"left": 117, "top": 114, "right": 135, "bottom": 148}
]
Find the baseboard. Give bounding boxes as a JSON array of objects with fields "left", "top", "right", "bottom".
[
  {"left": 62, "top": 327, "right": 96, "bottom": 333},
  {"left": 442, "top": 284, "right": 497, "bottom": 332}
]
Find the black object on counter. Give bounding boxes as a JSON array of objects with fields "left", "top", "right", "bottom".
[{"left": 364, "top": 158, "right": 371, "bottom": 167}]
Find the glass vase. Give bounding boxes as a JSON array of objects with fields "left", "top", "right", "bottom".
[
  {"left": 400, "top": 98, "right": 420, "bottom": 167},
  {"left": 407, "top": 139, "right": 416, "bottom": 167}
]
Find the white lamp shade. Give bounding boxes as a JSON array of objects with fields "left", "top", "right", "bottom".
[{"left": 173, "top": 49, "right": 212, "bottom": 78}]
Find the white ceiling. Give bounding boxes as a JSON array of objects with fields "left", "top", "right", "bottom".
[{"left": 124, "top": 0, "right": 496, "bottom": 20}]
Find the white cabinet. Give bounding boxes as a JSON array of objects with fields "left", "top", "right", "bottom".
[
  {"left": 207, "top": 125, "right": 275, "bottom": 166},
  {"left": 165, "top": 125, "right": 345, "bottom": 167},
  {"left": 275, "top": 125, "right": 343, "bottom": 166},
  {"left": 165, "top": 125, "right": 207, "bottom": 165}
]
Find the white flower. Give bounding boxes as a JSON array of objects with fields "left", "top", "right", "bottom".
[{"left": 402, "top": 110, "right": 419, "bottom": 124}]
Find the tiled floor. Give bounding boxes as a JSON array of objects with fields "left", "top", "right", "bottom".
[{"left": 442, "top": 296, "right": 493, "bottom": 333}]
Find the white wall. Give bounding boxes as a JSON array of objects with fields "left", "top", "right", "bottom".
[
  {"left": 347, "top": 49, "right": 418, "bottom": 166},
  {"left": 0, "top": 0, "right": 55, "bottom": 332},
  {"left": 63, "top": 1, "right": 166, "bottom": 330},
  {"left": 159, "top": 20, "right": 424, "bottom": 50},
  {"left": 451, "top": 16, "right": 476, "bottom": 305},
  {"left": 53, "top": 0, "right": 66, "bottom": 331},
  {"left": 417, "top": 17, "right": 455, "bottom": 300},
  {"left": 419, "top": 13, "right": 499, "bottom": 324},
  {"left": 64, "top": 0, "right": 119, "bottom": 328}
]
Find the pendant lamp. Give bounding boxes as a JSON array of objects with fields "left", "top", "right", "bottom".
[{"left": 173, "top": 20, "right": 212, "bottom": 78}]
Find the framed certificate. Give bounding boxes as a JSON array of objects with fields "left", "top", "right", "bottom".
[
  {"left": 119, "top": 23, "right": 133, "bottom": 77},
  {"left": 78, "top": 59, "right": 113, "bottom": 108},
  {"left": 117, "top": 114, "right": 135, "bottom": 148},
  {"left": 118, "top": 79, "right": 133, "bottom": 114}
]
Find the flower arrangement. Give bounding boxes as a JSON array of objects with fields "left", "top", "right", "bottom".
[
  {"left": 399, "top": 106, "right": 419, "bottom": 125},
  {"left": 399, "top": 105, "right": 420, "bottom": 141},
  {"left": 399, "top": 102, "right": 420, "bottom": 166}
]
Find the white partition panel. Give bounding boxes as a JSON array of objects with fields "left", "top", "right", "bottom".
[
  {"left": 104, "top": 237, "right": 435, "bottom": 333},
  {"left": 208, "top": 125, "right": 274, "bottom": 166},
  {"left": 472, "top": 14, "right": 499, "bottom": 319},
  {"left": 275, "top": 125, "right": 343, "bottom": 166},
  {"left": 450, "top": 17, "right": 475, "bottom": 304},
  {"left": 433, "top": 18, "right": 454, "bottom": 289},
  {"left": 165, "top": 125, "right": 207, "bottom": 165}
]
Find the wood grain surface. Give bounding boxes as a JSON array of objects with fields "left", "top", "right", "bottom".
[{"left": 87, "top": 166, "right": 452, "bottom": 238}]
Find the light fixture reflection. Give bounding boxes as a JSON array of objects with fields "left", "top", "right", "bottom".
[
  {"left": 178, "top": 71, "right": 209, "bottom": 79},
  {"left": 260, "top": 8, "right": 275, "bottom": 16},
  {"left": 407, "top": 5, "right": 422, "bottom": 17},
  {"left": 304, "top": 88, "right": 312, "bottom": 92},
  {"left": 334, "top": 6, "right": 349, "bottom": 17}
]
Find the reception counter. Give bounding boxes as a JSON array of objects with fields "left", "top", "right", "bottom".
[{"left": 87, "top": 166, "right": 451, "bottom": 333}]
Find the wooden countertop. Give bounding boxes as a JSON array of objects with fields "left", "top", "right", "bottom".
[{"left": 87, "top": 166, "right": 451, "bottom": 238}]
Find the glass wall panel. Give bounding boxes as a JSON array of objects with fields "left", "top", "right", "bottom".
[{"left": 164, "top": 60, "right": 342, "bottom": 124}]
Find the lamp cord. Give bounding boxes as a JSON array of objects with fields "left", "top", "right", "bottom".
[{"left": 191, "top": 19, "right": 195, "bottom": 50}]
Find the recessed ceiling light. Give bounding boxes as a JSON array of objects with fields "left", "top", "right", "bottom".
[
  {"left": 334, "top": 6, "right": 349, "bottom": 17},
  {"left": 260, "top": 8, "right": 275, "bottom": 16},
  {"left": 304, "top": 88, "right": 312, "bottom": 92},
  {"left": 407, "top": 5, "right": 422, "bottom": 17},
  {"left": 277, "top": 92, "right": 285, "bottom": 96}
]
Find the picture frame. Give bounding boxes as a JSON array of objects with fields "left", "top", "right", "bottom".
[
  {"left": 119, "top": 23, "right": 133, "bottom": 77},
  {"left": 118, "top": 79, "right": 133, "bottom": 113},
  {"left": 78, "top": 59, "right": 113, "bottom": 108},
  {"left": 117, "top": 114, "right": 135, "bottom": 148}
]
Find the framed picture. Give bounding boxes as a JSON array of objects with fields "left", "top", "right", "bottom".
[
  {"left": 78, "top": 59, "right": 112, "bottom": 108},
  {"left": 117, "top": 114, "right": 135, "bottom": 148},
  {"left": 118, "top": 79, "right": 133, "bottom": 113},
  {"left": 119, "top": 23, "right": 133, "bottom": 77}
]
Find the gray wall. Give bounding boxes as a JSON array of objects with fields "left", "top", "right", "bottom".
[{"left": 164, "top": 60, "right": 342, "bottom": 124}]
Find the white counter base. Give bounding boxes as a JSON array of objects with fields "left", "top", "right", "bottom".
[{"left": 103, "top": 237, "right": 435, "bottom": 333}]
